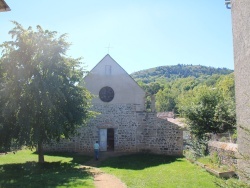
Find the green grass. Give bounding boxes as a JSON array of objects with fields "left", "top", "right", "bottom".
[
  {"left": 98, "top": 153, "right": 224, "bottom": 188},
  {"left": 0, "top": 149, "right": 94, "bottom": 188},
  {"left": 1, "top": 150, "right": 245, "bottom": 188}
]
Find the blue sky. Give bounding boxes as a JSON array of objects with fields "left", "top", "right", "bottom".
[{"left": 0, "top": 1, "right": 233, "bottom": 74}]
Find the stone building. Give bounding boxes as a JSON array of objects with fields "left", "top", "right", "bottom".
[
  {"left": 231, "top": 0, "right": 250, "bottom": 179},
  {"left": 45, "top": 54, "right": 183, "bottom": 155}
]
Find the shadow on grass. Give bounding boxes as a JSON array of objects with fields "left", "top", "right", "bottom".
[
  {"left": 0, "top": 161, "right": 92, "bottom": 188},
  {"left": 98, "top": 153, "right": 184, "bottom": 170},
  {"left": 35, "top": 151, "right": 92, "bottom": 165}
]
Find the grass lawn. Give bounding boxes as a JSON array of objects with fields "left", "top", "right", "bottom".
[
  {"left": 99, "top": 153, "right": 225, "bottom": 188},
  {"left": 0, "top": 149, "right": 94, "bottom": 188},
  {"left": 1, "top": 150, "right": 245, "bottom": 188}
]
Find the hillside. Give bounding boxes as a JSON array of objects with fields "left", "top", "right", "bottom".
[{"left": 131, "top": 64, "right": 233, "bottom": 83}]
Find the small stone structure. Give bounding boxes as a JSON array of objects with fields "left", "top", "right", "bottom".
[
  {"left": 44, "top": 54, "right": 183, "bottom": 155},
  {"left": 208, "top": 141, "right": 238, "bottom": 166}
]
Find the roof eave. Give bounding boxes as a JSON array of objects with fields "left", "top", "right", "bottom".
[
  {"left": 0, "top": 7, "right": 11, "bottom": 12},
  {"left": 0, "top": 0, "right": 11, "bottom": 12}
]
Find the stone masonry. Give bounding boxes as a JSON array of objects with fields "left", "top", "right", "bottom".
[
  {"left": 208, "top": 141, "right": 238, "bottom": 167},
  {"left": 44, "top": 54, "right": 183, "bottom": 156},
  {"left": 45, "top": 103, "right": 183, "bottom": 155},
  {"left": 231, "top": 0, "right": 250, "bottom": 179}
]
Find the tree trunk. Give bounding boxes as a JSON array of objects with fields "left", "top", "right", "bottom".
[{"left": 37, "top": 141, "right": 45, "bottom": 163}]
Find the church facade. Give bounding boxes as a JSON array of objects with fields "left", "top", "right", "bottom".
[{"left": 45, "top": 54, "right": 183, "bottom": 155}]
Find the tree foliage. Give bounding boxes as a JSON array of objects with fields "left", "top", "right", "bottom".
[
  {"left": 177, "top": 74, "right": 236, "bottom": 138},
  {"left": 131, "top": 64, "right": 233, "bottom": 84},
  {"left": 132, "top": 58, "right": 236, "bottom": 138},
  {"left": 0, "top": 22, "right": 91, "bottom": 162},
  {"left": 155, "top": 87, "right": 176, "bottom": 112},
  {"left": 133, "top": 65, "right": 233, "bottom": 113},
  {"left": 155, "top": 76, "right": 201, "bottom": 112}
]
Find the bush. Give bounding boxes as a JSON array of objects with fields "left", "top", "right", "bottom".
[{"left": 183, "top": 150, "right": 196, "bottom": 162}]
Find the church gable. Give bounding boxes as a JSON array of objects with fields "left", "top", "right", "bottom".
[
  {"left": 44, "top": 54, "right": 183, "bottom": 156},
  {"left": 84, "top": 54, "right": 145, "bottom": 111}
]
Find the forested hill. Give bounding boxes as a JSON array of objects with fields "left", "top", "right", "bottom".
[{"left": 131, "top": 64, "right": 233, "bottom": 83}]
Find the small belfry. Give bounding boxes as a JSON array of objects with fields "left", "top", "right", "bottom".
[{"left": 45, "top": 54, "right": 183, "bottom": 155}]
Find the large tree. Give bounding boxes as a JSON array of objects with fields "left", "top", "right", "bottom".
[{"left": 0, "top": 22, "right": 91, "bottom": 162}]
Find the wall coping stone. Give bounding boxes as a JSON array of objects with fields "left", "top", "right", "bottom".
[{"left": 208, "top": 141, "right": 238, "bottom": 152}]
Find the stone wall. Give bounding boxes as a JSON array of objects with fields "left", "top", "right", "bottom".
[
  {"left": 208, "top": 141, "right": 238, "bottom": 166},
  {"left": 136, "top": 112, "right": 182, "bottom": 155},
  {"left": 231, "top": 0, "right": 250, "bottom": 179},
  {"left": 157, "top": 112, "right": 175, "bottom": 119},
  {"left": 44, "top": 104, "right": 183, "bottom": 155}
]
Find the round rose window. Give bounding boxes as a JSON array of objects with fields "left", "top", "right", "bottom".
[{"left": 99, "top": 86, "right": 114, "bottom": 102}]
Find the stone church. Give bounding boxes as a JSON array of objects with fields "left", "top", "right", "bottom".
[{"left": 45, "top": 54, "right": 183, "bottom": 155}]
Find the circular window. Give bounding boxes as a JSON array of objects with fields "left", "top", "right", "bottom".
[{"left": 99, "top": 86, "right": 114, "bottom": 102}]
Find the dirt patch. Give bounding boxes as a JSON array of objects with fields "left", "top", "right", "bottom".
[
  {"left": 94, "top": 172, "right": 126, "bottom": 188},
  {"left": 80, "top": 152, "right": 135, "bottom": 187},
  {"left": 80, "top": 152, "right": 129, "bottom": 188},
  {"left": 81, "top": 165, "right": 126, "bottom": 188}
]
